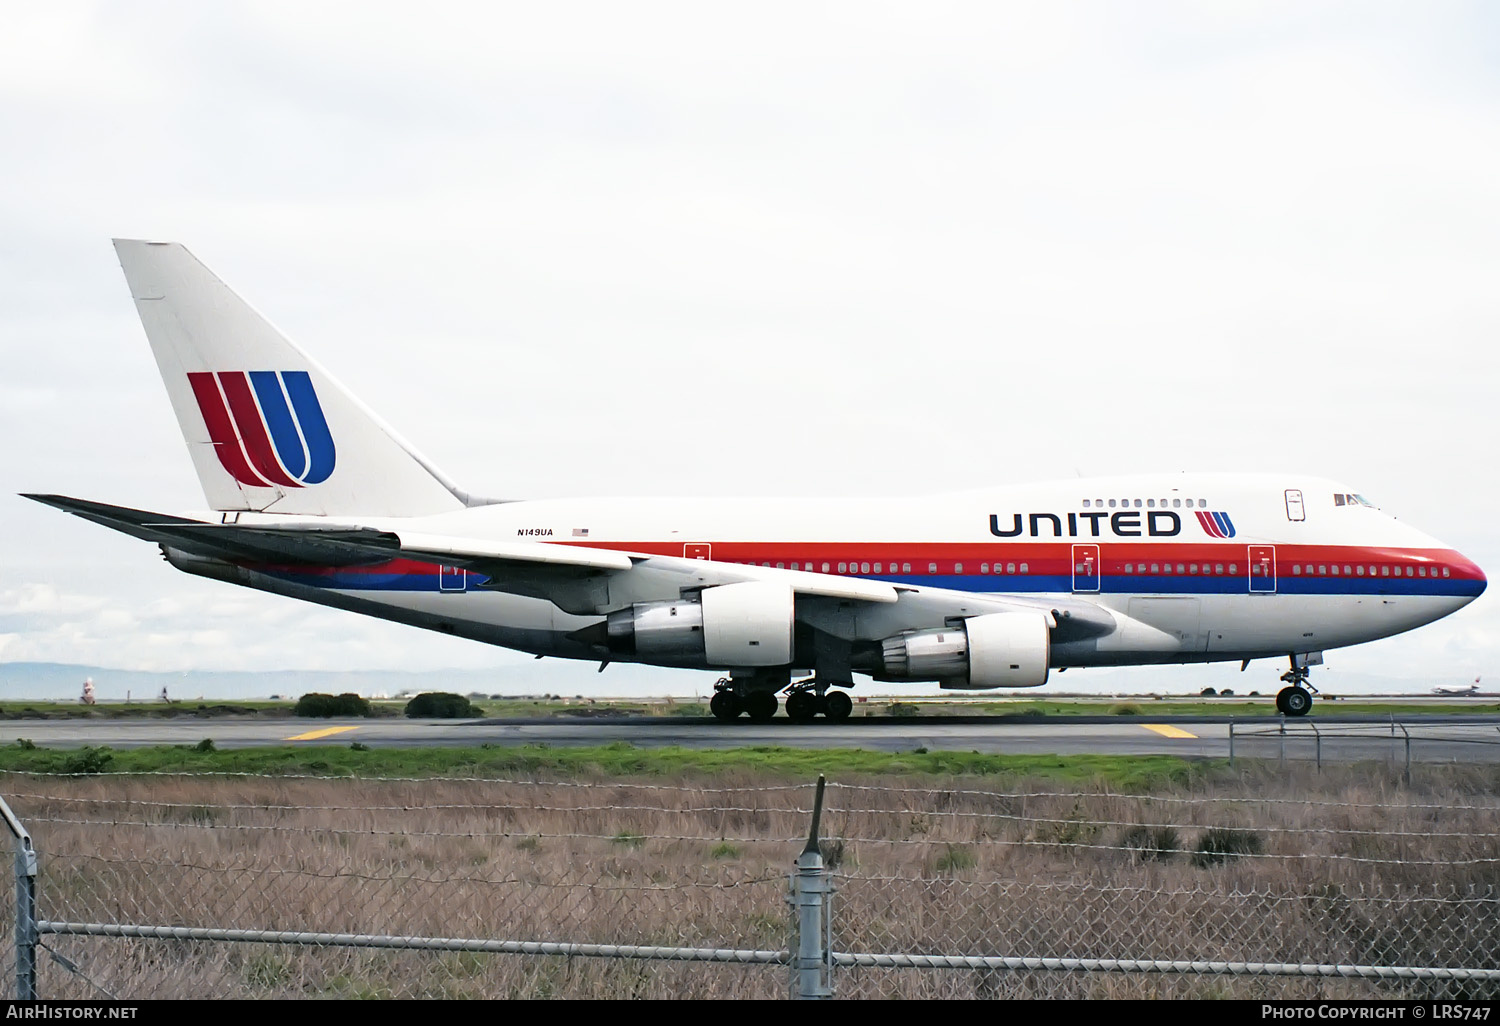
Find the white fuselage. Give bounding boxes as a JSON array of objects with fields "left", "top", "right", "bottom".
[{"left": 187, "top": 472, "right": 1483, "bottom": 685}]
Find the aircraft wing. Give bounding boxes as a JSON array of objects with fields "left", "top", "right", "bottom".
[{"left": 22, "top": 494, "right": 907, "bottom": 607}]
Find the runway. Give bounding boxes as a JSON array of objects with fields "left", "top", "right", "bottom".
[{"left": 9, "top": 714, "right": 1500, "bottom": 763}]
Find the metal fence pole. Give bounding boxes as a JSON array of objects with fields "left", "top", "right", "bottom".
[
  {"left": 791, "top": 776, "right": 833, "bottom": 1000},
  {"left": 1, "top": 796, "right": 36, "bottom": 1000},
  {"left": 1400, "top": 723, "right": 1411, "bottom": 786},
  {"left": 1228, "top": 720, "right": 1235, "bottom": 767}
]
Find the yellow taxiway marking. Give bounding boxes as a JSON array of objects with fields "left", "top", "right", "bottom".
[
  {"left": 284, "top": 725, "right": 360, "bottom": 741},
  {"left": 1142, "top": 724, "right": 1198, "bottom": 739}
]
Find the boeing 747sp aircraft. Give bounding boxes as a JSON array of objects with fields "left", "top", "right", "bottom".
[{"left": 26, "top": 241, "right": 1488, "bottom": 721}]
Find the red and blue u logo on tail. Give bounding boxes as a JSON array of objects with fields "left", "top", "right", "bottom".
[
  {"left": 1196, "top": 510, "right": 1237, "bottom": 539},
  {"left": 188, "top": 371, "right": 336, "bottom": 488}
]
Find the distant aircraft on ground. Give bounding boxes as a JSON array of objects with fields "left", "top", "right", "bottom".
[
  {"left": 26, "top": 241, "right": 1488, "bottom": 721},
  {"left": 1433, "top": 679, "right": 1482, "bottom": 696}
]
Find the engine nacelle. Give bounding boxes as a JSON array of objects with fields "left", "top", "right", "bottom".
[
  {"left": 880, "top": 611, "right": 1050, "bottom": 689},
  {"left": 605, "top": 581, "right": 794, "bottom": 667}
]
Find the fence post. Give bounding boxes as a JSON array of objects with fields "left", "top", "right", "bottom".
[
  {"left": 2, "top": 796, "right": 36, "bottom": 1000},
  {"left": 791, "top": 776, "right": 833, "bottom": 1000},
  {"left": 1228, "top": 720, "right": 1235, "bottom": 767}
]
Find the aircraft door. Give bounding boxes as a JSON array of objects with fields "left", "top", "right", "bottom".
[
  {"left": 439, "top": 565, "right": 466, "bottom": 593},
  {"left": 1248, "top": 545, "right": 1276, "bottom": 593},
  {"left": 684, "top": 543, "right": 712, "bottom": 560},
  {"left": 1072, "top": 544, "right": 1100, "bottom": 592}
]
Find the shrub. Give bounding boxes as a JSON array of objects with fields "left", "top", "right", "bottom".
[
  {"left": 193, "top": 738, "right": 215, "bottom": 753},
  {"left": 1120, "top": 824, "right": 1179, "bottom": 862},
  {"left": 404, "top": 692, "right": 482, "bottom": 718},
  {"left": 295, "top": 693, "right": 372, "bottom": 718},
  {"left": 710, "top": 842, "right": 741, "bottom": 860},
  {"left": 1191, "top": 827, "right": 1265, "bottom": 867},
  {"left": 1110, "top": 703, "right": 1141, "bottom": 716},
  {"left": 935, "top": 844, "right": 976, "bottom": 873},
  {"left": 887, "top": 702, "right": 919, "bottom": 718},
  {"left": 62, "top": 747, "right": 112, "bottom": 774}
]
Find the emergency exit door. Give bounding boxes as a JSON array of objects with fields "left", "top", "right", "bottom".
[
  {"left": 1072, "top": 544, "right": 1100, "bottom": 592},
  {"left": 1248, "top": 545, "right": 1276, "bottom": 593}
]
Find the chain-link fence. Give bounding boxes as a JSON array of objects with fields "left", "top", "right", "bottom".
[
  {"left": 821, "top": 778, "right": 1500, "bottom": 999},
  {"left": 3, "top": 760, "right": 1498, "bottom": 999}
]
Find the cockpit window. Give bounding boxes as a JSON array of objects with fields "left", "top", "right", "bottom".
[{"left": 1334, "top": 493, "right": 1378, "bottom": 508}]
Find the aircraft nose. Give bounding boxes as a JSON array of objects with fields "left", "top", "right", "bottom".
[{"left": 1457, "top": 552, "right": 1486, "bottom": 601}]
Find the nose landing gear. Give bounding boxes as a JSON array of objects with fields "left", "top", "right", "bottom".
[{"left": 1275, "top": 658, "right": 1317, "bottom": 717}]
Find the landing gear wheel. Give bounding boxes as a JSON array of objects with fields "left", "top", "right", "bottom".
[
  {"left": 744, "top": 691, "right": 778, "bottom": 722},
  {"left": 709, "top": 692, "right": 739, "bottom": 721},
  {"left": 785, "top": 692, "right": 819, "bottom": 723},
  {"left": 823, "top": 691, "right": 853, "bottom": 722},
  {"left": 1277, "top": 686, "right": 1312, "bottom": 717}
]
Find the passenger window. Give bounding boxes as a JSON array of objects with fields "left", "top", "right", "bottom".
[
  {"left": 838, "top": 562, "right": 847, "bottom": 573},
  {"left": 861, "top": 562, "right": 870, "bottom": 574},
  {"left": 1319, "top": 565, "right": 1326, "bottom": 575},
  {"left": 1293, "top": 565, "right": 1302, "bottom": 575},
  {"left": 954, "top": 563, "right": 963, "bottom": 574},
  {"left": 1019, "top": 563, "right": 1028, "bottom": 573},
  {"left": 928, "top": 562, "right": 937, "bottom": 574},
  {"left": 1173, "top": 498, "right": 1182, "bottom": 508},
  {"left": 1147, "top": 499, "right": 1156, "bottom": 508},
  {"left": 1006, "top": 562, "right": 1015, "bottom": 574},
  {"left": 821, "top": 562, "right": 830, "bottom": 573},
  {"left": 980, "top": 563, "right": 989, "bottom": 574},
  {"left": 776, "top": 562, "right": 785, "bottom": 569},
  {"left": 1443, "top": 567, "right": 1451, "bottom": 578},
  {"left": 1419, "top": 566, "right": 1426, "bottom": 577},
  {"left": 1343, "top": 565, "right": 1351, "bottom": 576},
  {"left": 1138, "top": 563, "right": 1147, "bottom": 573},
  {"left": 1123, "top": 563, "right": 1134, "bottom": 574},
  {"left": 1357, "top": 566, "right": 1365, "bottom": 576},
  {"left": 874, "top": 563, "right": 882, "bottom": 574},
  {"left": 1151, "top": 563, "right": 1159, "bottom": 573},
  {"left": 1082, "top": 499, "right": 1091, "bottom": 508},
  {"left": 1189, "top": 564, "right": 1198, "bottom": 574},
  {"left": 1331, "top": 565, "right": 1339, "bottom": 576},
  {"left": 1380, "top": 566, "right": 1388, "bottom": 577},
  {"left": 1406, "top": 566, "right": 1414, "bottom": 577},
  {"left": 1109, "top": 499, "right": 1117, "bottom": 508},
  {"left": 903, "top": 563, "right": 911, "bottom": 574},
  {"left": 1229, "top": 564, "right": 1237, "bottom": 574},
  {"left": 1215, "top": 564, "right": 1224, "bottom": 575},
  {"left": 1134, "top": 499, "right": 1142, "bottom": 508}
]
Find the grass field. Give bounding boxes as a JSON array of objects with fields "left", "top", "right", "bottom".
[{"left": 6, "top": 759, "right": 1497, "bottom": 999}]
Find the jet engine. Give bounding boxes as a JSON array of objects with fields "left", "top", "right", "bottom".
[
  {"left": 605, "top": 581, "right": 794, "bottom": 667},
  {"left": 879, "top": 611, "right": 1050, "bottom": 688}
]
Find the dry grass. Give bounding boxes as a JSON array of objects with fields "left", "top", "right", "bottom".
[{"left": 1, "top": 761, "right": 1497, "bottom": 999}]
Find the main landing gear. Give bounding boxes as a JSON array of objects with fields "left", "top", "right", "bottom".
[
  {"left": 709, "top": 677, "right": 853, "bottom": 723},
  {"left": 1275, "top": 659, "right": 1317, "bottom": 717}
]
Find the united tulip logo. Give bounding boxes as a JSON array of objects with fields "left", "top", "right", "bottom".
[{"left": 188, "top": 371, "right": 335, "bottom": 488}]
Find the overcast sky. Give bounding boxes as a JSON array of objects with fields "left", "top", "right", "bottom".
[{"left": 1, "top": 2, "right": 1495, "bottom": 697}]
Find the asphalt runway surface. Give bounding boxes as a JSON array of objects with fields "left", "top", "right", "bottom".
[{"left": 8, "top": 714, "right": 1500, "bottom": 763}]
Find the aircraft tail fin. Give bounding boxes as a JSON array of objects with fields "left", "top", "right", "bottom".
[{"left": 113, "top": 239, "right": 479, "bottom": 517}]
